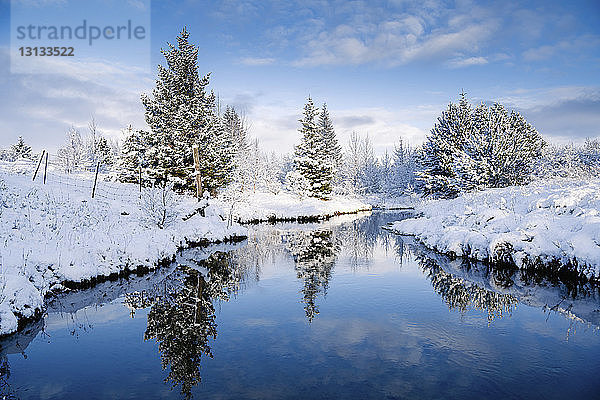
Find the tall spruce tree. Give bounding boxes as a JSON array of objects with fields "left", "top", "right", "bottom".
[
  {"left": 318, "top": 104, "right": 342, "bottom": 186},
  {"left": 141, "top": 27, "right": 233, "bottom": 193},
  {"left": 293, "top": 97, "right": 333, "bottom": 198}
]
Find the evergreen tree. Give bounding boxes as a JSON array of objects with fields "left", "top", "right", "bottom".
[
  {"left": 141, "top": 27, "right": 233, "bottom": 193},
  {"left": 10, "top": 136, "right": 32, "bottom": 160},
  {"left": 418, "top": 93, "right": 545, "bottom": 197},
  {"left": 223, "top": 106, "right": 251, "bottom": 191},
  {"left": 292, "top": 97, "right": 333, "bottom": 198},
  {"left": 417, "top": 92, "right": 471, "bottom": 197},
  {"left": 318, "top": 104, "right": 342, "bottom": 187},
  {"left": 118, "top": 126, "right": 150, "bottom": 183},
  {"left": 391, "top": 139, "right": 418, "bottom": 195}
]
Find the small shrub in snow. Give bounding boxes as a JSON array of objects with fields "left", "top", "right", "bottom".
[{"left": 140, "top": 182, "right": 179, "bottom": 229}]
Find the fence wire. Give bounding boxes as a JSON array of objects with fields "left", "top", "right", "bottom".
[{"left": 6, "top": 152, "right": 144, "bottom": 204}]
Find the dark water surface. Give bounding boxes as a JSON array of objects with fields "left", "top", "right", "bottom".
[{"left": 1, "top": 211, "right": 599, "bottom": 399}]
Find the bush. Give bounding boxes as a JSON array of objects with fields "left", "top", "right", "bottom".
[
  {"left": 418, "top": 93, "right": 545, "bottom": 198},
  {"left": 139, "top": 182, "right": 179, "bottom": 229}
]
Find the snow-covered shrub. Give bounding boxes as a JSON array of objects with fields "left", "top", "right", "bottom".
[
  {"left": 140, "top": 182, "right": 179, "bottom": 229},
  {"left": 533, "top": 139, "right": 600, "bottom": 180},
  {"left": 418, "top": 93, "right": 545, "bottom": 198}
]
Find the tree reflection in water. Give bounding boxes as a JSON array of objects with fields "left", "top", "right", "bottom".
[
  {"left": 416, "top": 255, "right": 519, "bottom": 323},
  {"left": 125, "top": 251, "right": 242, "bottom": 399},
  {"left": 286, "top": 229, "right": 339, "bottom": 322},
  {"left": 121, "top": 212, "right": 598, "bottom": 397}
]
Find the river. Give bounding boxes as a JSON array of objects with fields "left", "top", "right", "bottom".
[{"left": 1, "top": 211, "right": 599, "bottom": 399}]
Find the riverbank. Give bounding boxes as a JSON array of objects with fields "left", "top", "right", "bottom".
[
  {"left": 387, "top": 179, "right": 600, "bottom": 281},
  {"left": 217, "top": 191, "right": 372, "bottom": 224},
  {"left": 0, "top": 166, "right": 247, "bottom": 336}
]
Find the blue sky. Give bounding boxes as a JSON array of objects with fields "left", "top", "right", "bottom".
[{"left": 1, "top": 0, "right": 599, "bottom": 154}]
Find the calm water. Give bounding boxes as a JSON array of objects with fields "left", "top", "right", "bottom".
[{"left": 1, "top": 211, "right": 599, "bottom": 399}]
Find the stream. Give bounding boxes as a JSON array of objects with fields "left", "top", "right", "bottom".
[{"left": 1, "top": 211, "right": 599, "bottom": 399}]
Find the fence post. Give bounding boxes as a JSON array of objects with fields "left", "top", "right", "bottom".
[
  {"left": 32, "top": 149, "right": 45, "bottom": 181},
  {"left": 91, "top": 161, "right": 100, "bottom": 198},
  {"left": 192, "top": 145, "right": 202, "bottom": 201},
  {"left": 43, "top": 152, "right": 49, "bottom": 184},
  {"left": 139, "top": 165, "right": 142, "bottom": 194}
]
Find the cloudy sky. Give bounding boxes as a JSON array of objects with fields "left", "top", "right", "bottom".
[{"left": 1, "top": 0, "right": 599, "bottom": 154}]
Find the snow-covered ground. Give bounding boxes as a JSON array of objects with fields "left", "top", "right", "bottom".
[
  {"left": 0, "top": 162, "right": 246, "bottom": 336},
  {"left": 217, "top": 191, "right": 372, "bottom": 223},
  {"left": 387, "top": 179, "right": 600, "bottom": 279}
]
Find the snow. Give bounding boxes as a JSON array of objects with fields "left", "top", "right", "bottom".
[
  {"left": 0, "top": 161, "right": 247, "bottom": 336},
  {"left": 387, "top": 179, "right": 600, "bottom": 279},
  {"left": 217, "top": 191, "right": 372, "bottom": 223}
]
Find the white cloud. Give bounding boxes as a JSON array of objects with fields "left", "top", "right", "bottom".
[
  {"left": 0, "top": 48, "right": 151, "bottom": 150},
  {"left": 239, "top": 57, "right": 276, "bottom": 66},
  {"left": 446, "top": 56, "right": 488, "bottom": 68},
  {"left": 291, "top": 12, "right": 498, "bottom": 67}
]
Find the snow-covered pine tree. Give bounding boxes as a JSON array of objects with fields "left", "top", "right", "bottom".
[
  {"left": 318, "top": 104, "right": 342, "bottom": 188},
  {"left": 417, "top": 92, "right": 473, "bottom": 198},
  {"left": 390, "top": 139, "right": 415, "bottom": 195},
  {"left": 223, "top": 106, "right": 251, "bottom": 191},
  {"left": 118, "top": 126, "right": 150, "bottom": 183},
  {"left": 292, "top": 97, "right": 333, "bottom": 198},
  {"left": 10, "top": 136, "right": 32, "bottom": 160},
  {"left": 420, "top": 93, "right": 545, "bottom": 197},
  {"left": 141, "top": 27, "right": 233, "bottom": 193}
]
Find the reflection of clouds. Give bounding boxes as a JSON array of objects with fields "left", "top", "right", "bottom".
[{"left": 243, "top": 318, "right": 278, "bottom": 327}]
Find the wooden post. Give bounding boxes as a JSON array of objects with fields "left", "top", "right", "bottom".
[
  {"left": 43, "top": 152, "right": 49, "bottom": 184},
  {"left": 139, "top": 165, "right": 142, "bottom": 193},
  {"left": 192, "top": 145, "right": 202, "bottom": 201},
  {"left": 32, "top": 150, "right": 45, "bottom": 181},
  {"left": 91, "top": 161, "right": 100, "bottom": 198}
]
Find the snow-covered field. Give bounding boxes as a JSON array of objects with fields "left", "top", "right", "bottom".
[
  {"left": 387, "top": 179, "right": 600, "bottom": 279},
  {"left": 217, "top": 191, "right": 372, "bottom": 223},
  {"left": 0, "top": 162, "right": 246, "bottom": 336}
]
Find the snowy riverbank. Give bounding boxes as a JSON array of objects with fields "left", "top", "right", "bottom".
[
  {"left": 0, "top": 165, "right": 247, "bottom": 336},
  {"left": 218, "top": 191, "right": 372, "bottom": 224},
  {"left": 387, "top": 179, "right": 600, "bottom": 280}
]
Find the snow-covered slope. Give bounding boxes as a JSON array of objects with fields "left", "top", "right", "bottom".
[
  {"left": 388, "top": 179, "right": 600, "bottom": 279},
  {"left": 218, "top": 191, "right": 372, "bottom": 223},
  {"left": 0, "top": 165, "right": 246, "bottom": 336}
]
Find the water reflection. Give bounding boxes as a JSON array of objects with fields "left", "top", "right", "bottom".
[
  {"left": 126, "top": 252, "right": 242, "bottom": 398},
  {"left": 1, "top": 211, "right": 598, "bottom": 399},
  {"left": 414, "top": 252, "right": 519, "bottom": 323},
  {"left": 287, "top": 229, "right": 339, "bottom": 321},
  {"left": 0, "top": 319, "right": 44, "bottom": 399},
  {"left": 402, "top": 237, "right": 600, "bottom": 328}
]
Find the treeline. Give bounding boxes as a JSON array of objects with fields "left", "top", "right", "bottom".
[{"left": 3, "top": 28, "right": 599, "bottom": 201}]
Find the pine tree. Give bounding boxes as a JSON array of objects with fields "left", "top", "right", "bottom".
[
  {"left": 418, "top": 93, "right": 545, "bottom": 197},
  {"left": 223, "top": 106, "right": 251, "bottom": 191},
  {"left": 318, "top": 104, "right": 342, "bottom": 187},
  {"left": 119, "top": 126, "right": 150, "bottom": 183},
  {"left": 292, "top": 97, "right": 334, "bottom": 198},
  {"left": 10, "top": 136, "right": 32, "bottom": 160},
  {"left": 141, "top": 27, "right": 233, "bottom": 193},
  {"left": 417, "top": 92, "right": 471, "bottom": 197}
]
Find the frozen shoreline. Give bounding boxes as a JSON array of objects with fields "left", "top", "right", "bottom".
[{"left": 387, "top": 179, "right": 600, "bottom": 280}]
